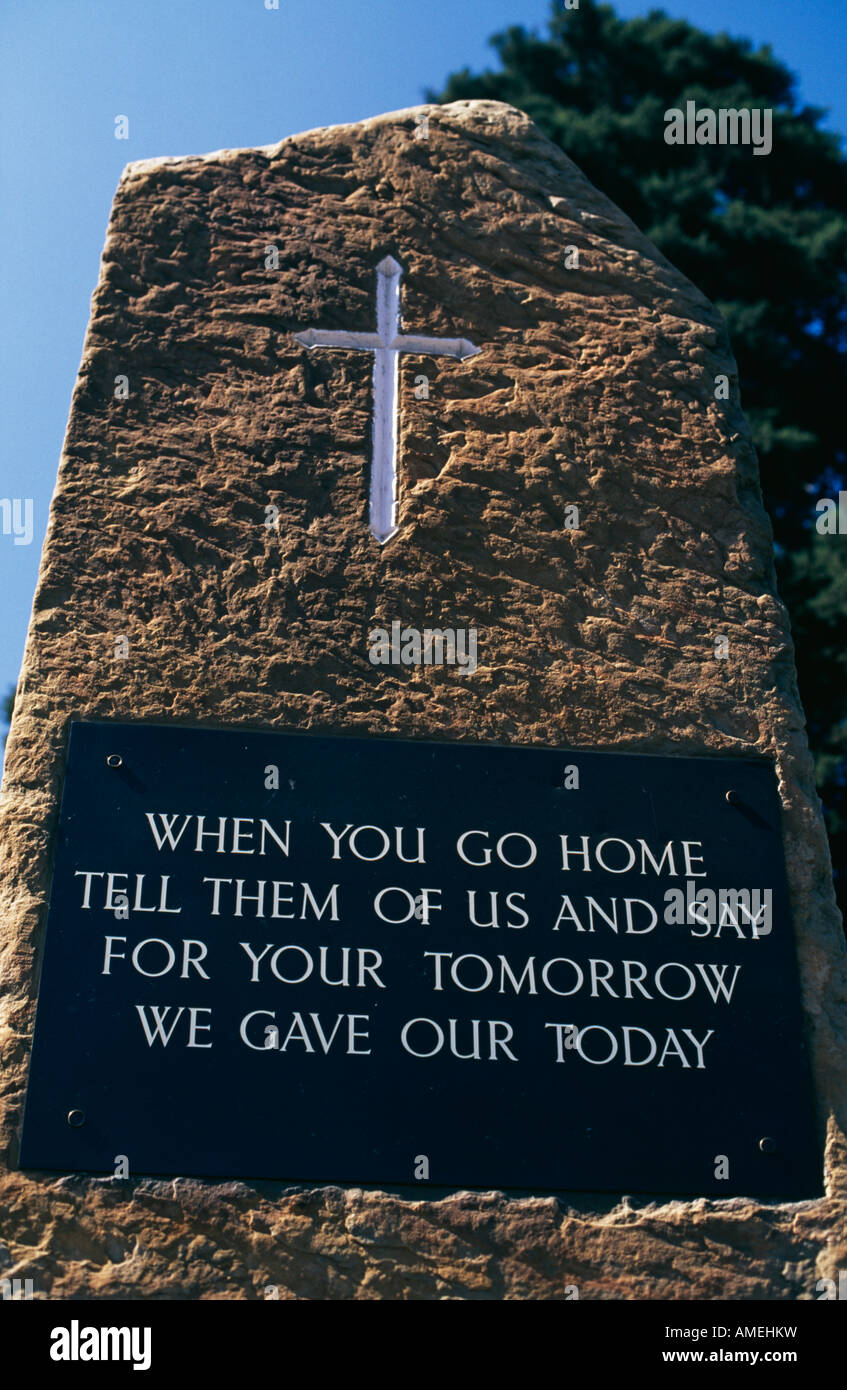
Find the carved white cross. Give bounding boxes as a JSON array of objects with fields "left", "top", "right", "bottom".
[{"left": 293, "top": 256, "right": 481, "bottom": 543}]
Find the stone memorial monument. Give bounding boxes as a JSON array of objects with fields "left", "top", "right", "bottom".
[{"left": 1, "top": 100, "right": 845, "bottom": 1300}]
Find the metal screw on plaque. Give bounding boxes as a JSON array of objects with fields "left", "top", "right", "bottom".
[
  {"left": 725, "top": 789, "right": 739, "bottom": 805},
  {"left": 67, "top": 1109, "right": 85, "bottom": 1127},
  {"left": 759, "top": 1136, "right": 777, "bottom": 1155},
  {"left": 106, "top": 754, "right": 122, "bottom": 769}
]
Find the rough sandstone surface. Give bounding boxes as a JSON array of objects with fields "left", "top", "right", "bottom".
[{"left": 1, "top": 100, "right": 845, "bottom": 1300}]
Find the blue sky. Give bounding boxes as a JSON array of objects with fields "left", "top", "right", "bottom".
[{"left": 1, "top": 0, "right": 845, "bottom": 733}]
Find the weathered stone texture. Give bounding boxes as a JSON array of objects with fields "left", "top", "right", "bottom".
[{"left": 1, "top": 100, "right": 844, "bottom": 1299}]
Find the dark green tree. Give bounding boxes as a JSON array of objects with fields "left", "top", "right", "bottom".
[{"left": 431, "top": 0, "right": 847, "bottom": 914}]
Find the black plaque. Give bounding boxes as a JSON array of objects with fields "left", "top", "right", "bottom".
[{"left": 20, "top": 720, "right": 820, "bottom": 1196}]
